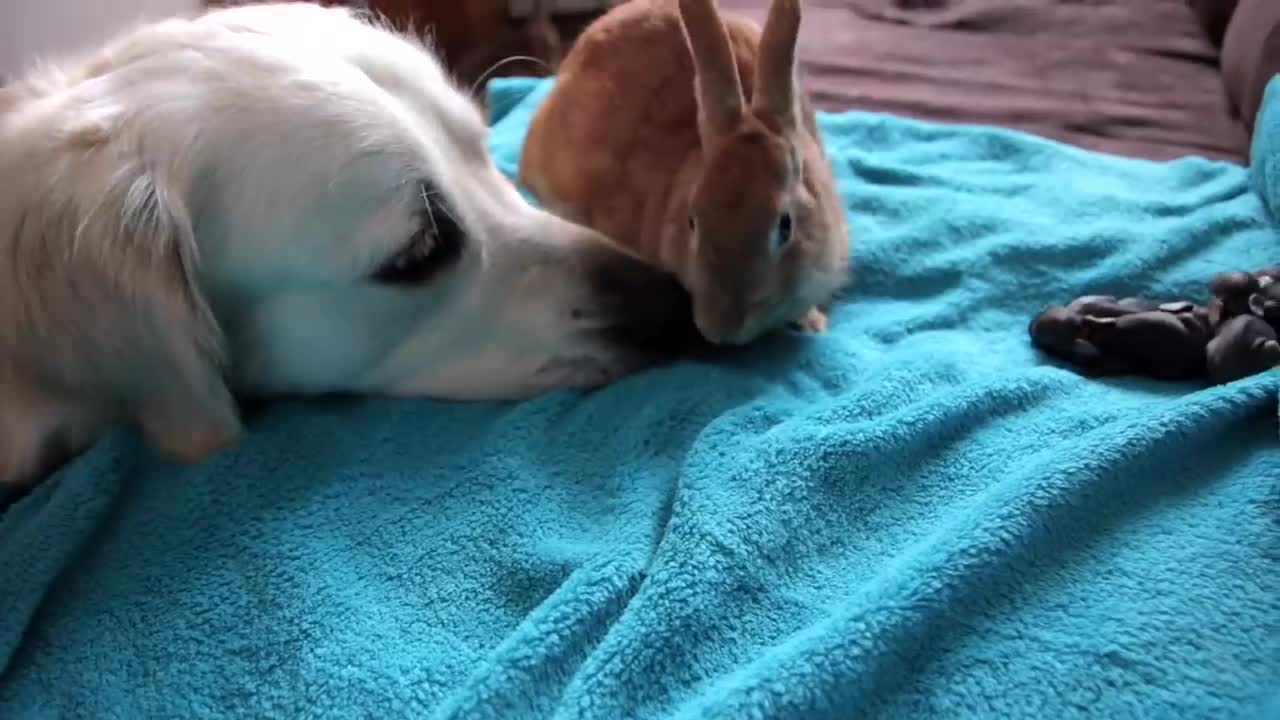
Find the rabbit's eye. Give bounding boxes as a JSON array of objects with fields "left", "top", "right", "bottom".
[{"left": 772, "top": 212, "right": 793, "bottom": 253}]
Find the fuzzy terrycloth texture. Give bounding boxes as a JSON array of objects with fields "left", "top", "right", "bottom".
[
  {"left": 1251, "top": 74, "right": 1280, "bottom": 220},
  {"left": 2, "top": 77, "right": 1278, "bottom": 719}
]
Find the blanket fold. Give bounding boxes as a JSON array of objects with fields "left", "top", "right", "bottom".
[
  {"left": 1, "top": 76, "right": 1276, "bottom": 719},
  {"left": 1251, "top": 74, "right": 1280, "bottom": 220}
]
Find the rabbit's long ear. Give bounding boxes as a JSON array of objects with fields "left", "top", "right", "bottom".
[
  {"left": 5, "top": 135, "right": 242, "bottom": 466},
  {"left": 751, "top": 0, "right": 801, "bottom": 132},
  {"left": 679, "top": 0, "right": 745, "bottom": 146}
]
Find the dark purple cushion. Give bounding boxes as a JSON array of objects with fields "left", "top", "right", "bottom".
[
  {"left": 718, "top": 0, "right": 1248, "bottom": 161},
  {"left": 1221, "top": 0, "right": 1280, "bottom": 132},
  {"left": 1188, "top": 0, "right": 1241, "bottom": 47}
]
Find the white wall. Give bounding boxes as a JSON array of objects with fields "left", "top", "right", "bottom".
[{"left": 0, "top": 0, "right": 200, "bottom": 79}]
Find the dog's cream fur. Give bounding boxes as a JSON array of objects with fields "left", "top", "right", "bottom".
[{"left": 0, "top": 3, "right": 691, "bottom": 485}]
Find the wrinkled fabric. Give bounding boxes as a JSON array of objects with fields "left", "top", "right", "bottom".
[{"left": 1, "top": 77, "right": 1276, "bottom": 720}]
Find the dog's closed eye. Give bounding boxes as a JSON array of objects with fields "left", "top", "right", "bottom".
[{"left": 371, "top": 184, "right": 465, "bottom": 287}]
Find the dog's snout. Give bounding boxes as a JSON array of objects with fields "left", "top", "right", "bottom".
[{"left": 584, "top": 246, "right": 700, "bottom": 357}]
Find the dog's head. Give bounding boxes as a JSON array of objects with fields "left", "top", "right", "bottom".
[{"left": 0, "top": 3, "right": 697, "bottom": 483}]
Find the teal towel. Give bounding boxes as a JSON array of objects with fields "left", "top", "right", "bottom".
[
  {"left": 2, "top": 76, "right": 1277, "bottom": 719},
  {"left": 1252, "top": 74, "right": 1280, "bottom": 220}
]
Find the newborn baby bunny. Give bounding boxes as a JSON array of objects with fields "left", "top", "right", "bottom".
[
  {"left": 520, "top": 0, "right": 849, "bottom": 345},
  {"left": 1029, "top": 297, "right": 1213, "bottom": 380},
  {"left": 1206, "top": 267, "right": 1280, "bottom": 325},
  {"left": 1206, "top": 315, "right": 1280, "bottom": 384}
]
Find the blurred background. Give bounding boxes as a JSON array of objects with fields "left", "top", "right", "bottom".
[
  {"left": 0, "top": 1, "right": 1275, "bottom": 164},
  {"left": 0, "top": 0, "right": 612, "bottom": 88},
  {"left": 1, "top": 0, "right": 199, "bottom": 78}
]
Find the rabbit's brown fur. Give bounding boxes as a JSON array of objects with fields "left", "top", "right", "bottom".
[{"left": 520, "top": 0, "right": 849, "bottom": 345}]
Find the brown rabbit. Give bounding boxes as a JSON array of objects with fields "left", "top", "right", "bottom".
[{"left": 519, "top": 0, "right": 849, "bottom": 345}]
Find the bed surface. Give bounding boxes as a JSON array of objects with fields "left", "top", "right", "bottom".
[
  {"left": 2, "top": 75, "right": 1276, "bottom": 719},
  {"left": 720, "top": 0, "right": 1250, "bottom": 163}
]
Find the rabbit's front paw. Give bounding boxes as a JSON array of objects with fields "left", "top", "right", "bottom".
[{"left": 792, "top": 307, "right": 828, "bottom": 334}]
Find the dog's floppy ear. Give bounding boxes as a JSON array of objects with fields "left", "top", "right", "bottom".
[{"left": 8, "top": 138, "right": 242, "bottom": 465}]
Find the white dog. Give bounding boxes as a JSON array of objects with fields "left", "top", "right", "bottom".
[{"left": 0, "top": 3, "right": 696, "bottom": 486}]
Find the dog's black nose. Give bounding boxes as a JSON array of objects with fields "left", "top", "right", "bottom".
[{"left": 583, "top": 245, "right": 703, "bottom": 358}]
